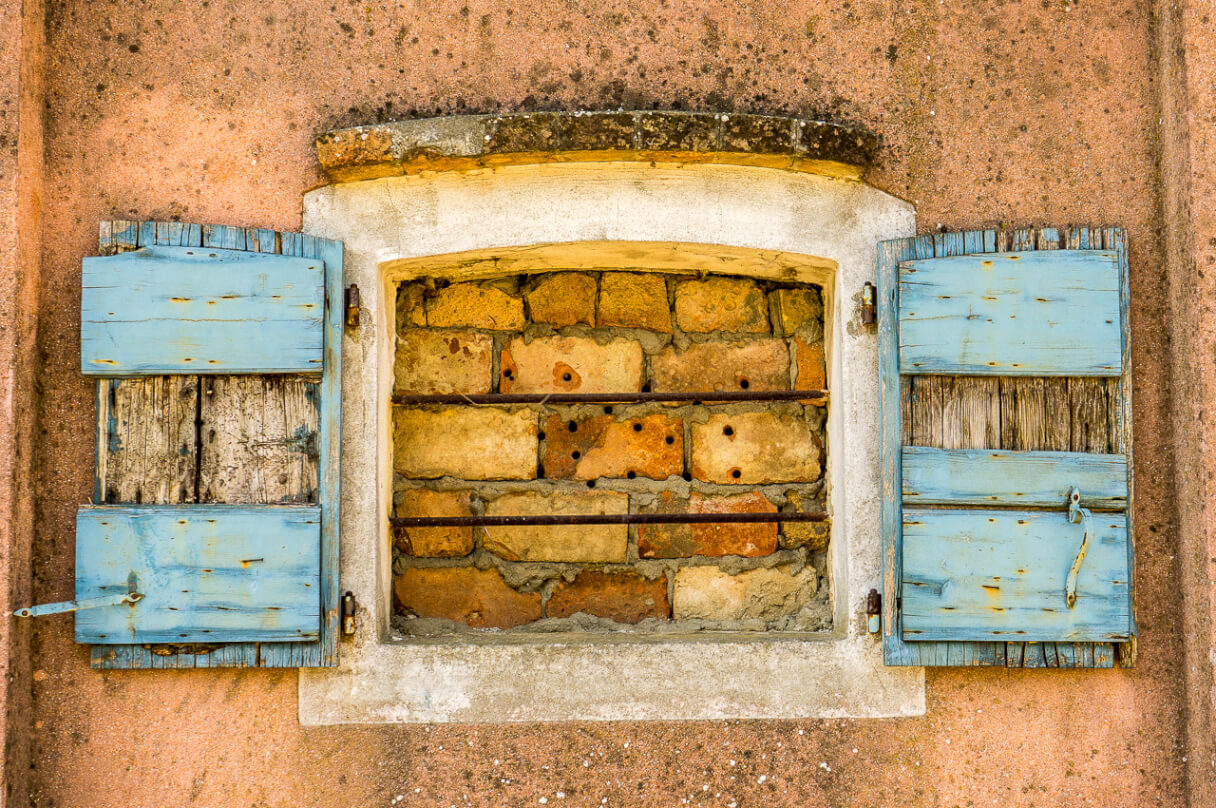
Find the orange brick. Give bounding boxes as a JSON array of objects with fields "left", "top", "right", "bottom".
[
  {"left": 547, "top": 571, "right": 670, "bottom": 623},
  {"left": 674, "top": 277, "right": 769, "bottom": 333},
  {"left": 542, "top": 412, "right": 683, "bottom": 480},
  {"left": 394, "top": 329, "right": 494, "bottom": 395},
  {"left": 690, "top": 413, "right": 822, "bottom": 484},
  {"left": 650, "top": 339, "right": 790, "bottom": 393},
  {"left": 795, "top": 339, "right": 826, "bottom": 392},
  {"left": 500, "top": 335, "right": 643, "bottom": 394},
  {"left": 427, "top": 282, "right": 525, "bottom": 330},
  {"left": 597, "top": 272, "right": 672, "bottom": 332},
  {"left": 394, "top": 567, "right": 542, "bottom": 628},
  {"left": 483, "top": 490, "right": 628, "bottom": 562},
  {"left": 393, "top": 489, "right": 476, "bottom": 558},
  {"left": 638, "top": 491, "right": 778, "bottom": 558},
  {"left": 527, "top": 272, "right": 597, "bottom": 327}
]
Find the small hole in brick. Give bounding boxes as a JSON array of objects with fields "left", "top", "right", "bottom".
[
  {"left": 627, "top": 471, "right": 637, "bottom": 479},
  {"left": 665, "top": 435, "right": 675, "bottom": 445},
  {"left": 502, "top": 369, "right": 513, "bottom": 379},
  {"left": 682, "top": 472, "right": 692, "bottom": 482},
  {"left": 603, "top": 406, "right": 613, "bottom": 414},
  {"left": 641, "top": 383, "right": 652, "bottom": 393},
  {"left": 739, "top": 378, "right": 750, "bottom": 389},
  {"left": 562, "top": 372, "right": 572, "bottom": 382},
  {"left": 586, "top": 480, "right": 596, "bottom": 488},
  {"left": 632, "top": 422, "right": 643, "bottom": 432},
  {"left": 572, "top": 451, "right": 581, "bottom": 460},
  {"left": 568, "top": 420, "right": 578, "bottom": 432},
  {"left": 723, "top": 426, "right": 734, "bottom": 436},
  {"left": 537, "top": 431, "right": 546, "bottom": 441},
  {"left": 731, "top": 468, "right": 742, "bottom": 479}
]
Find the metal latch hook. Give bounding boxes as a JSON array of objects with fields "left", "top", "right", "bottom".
[
  {"left": 1064, "top": 487, "right": 1092, "bottom": 609},
  {"left": 11, "top": 587, "right": 143, "bottom": 619}
]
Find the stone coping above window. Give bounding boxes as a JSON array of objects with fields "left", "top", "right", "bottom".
[{"left": 315, "top": 111, "right": 877, "bottom": 183}]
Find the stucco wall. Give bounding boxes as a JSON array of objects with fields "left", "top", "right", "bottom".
[{"left": 17, "top": 0, "right": 1195, "bottom": 806}]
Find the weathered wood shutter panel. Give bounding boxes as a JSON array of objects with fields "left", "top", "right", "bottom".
[
  {"left": 879, "top": 227, "right": 1135, "bottom": 668},
  {"left": 77, "top": 221, "right": 342, "bottom": 669}
]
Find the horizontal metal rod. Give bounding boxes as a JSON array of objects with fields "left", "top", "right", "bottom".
[
  {"left": 391, "top": 512, "right": 829, "bottom": 528},
  {"left": 392, "top": 390, "right": 828, "bottom": 406}
]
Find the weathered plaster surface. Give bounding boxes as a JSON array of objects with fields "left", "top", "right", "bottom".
[
  {"left": 299, "top": 163, "right": 922, "bottom": 723},
  {"left": 1159, "top": 0, "right": 1216, "bottom": 800},
  {"left": 18, "top": 0, "right": 1189, "bottom": 805},
  {"left": 0, "top": 0, "right": 41, "bottom": 801}
]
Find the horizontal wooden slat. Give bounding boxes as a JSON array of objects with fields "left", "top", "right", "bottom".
[
  {"left": 81, "top": 245, "right": 324, "bottom": 375},
  {"left": 901, "top": 508, "right": 1131, "bottom": 642},
  {"left": 75, "top": 504, "right": 321, "bottom": 644},
  {"left": 902, "top": 447, "right": 1128, "bottom": 508},
  {"left": 898, "top": 250, "right": 1122, "bottom": 376}
]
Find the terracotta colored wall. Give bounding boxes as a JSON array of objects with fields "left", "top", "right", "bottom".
[
  {"left": 1160, "top": 0, "right": 1216, "bottom": 801},
  {"left": 0, "top": 0, "right": 41, "bottom": 803},
  {"left": 16, "top": 0, "right": 1199, "bottom": 805}
]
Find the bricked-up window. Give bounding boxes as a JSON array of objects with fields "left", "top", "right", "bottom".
[{"left": 390, "top": 271, "right": 830, "bottom": 634}]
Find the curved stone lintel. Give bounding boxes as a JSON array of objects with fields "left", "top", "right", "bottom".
[{"left": 315, "top": 111, "right": 877, "bottom": 183}]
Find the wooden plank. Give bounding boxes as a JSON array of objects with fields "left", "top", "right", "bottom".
[
  {"left": 76, "top": 504, "right": 321, "bottom": 644},
  {"left": 80, "top": 245, "right": 325, "bottom": 375},
  {"left": 901, "top": 509, "right": 1132, "bottom": 642},
  {"left": 901, "top": 447, "right": 1128, "bottom": 508},
  {"left": 245, "top": 227, "right": 278, "bottom": 254},
  {"left": 198, "top": 376, "right": 320, "bottom": 505},
  {"left": 879, "top": 235, "right": 928, "bottom": 666},
  {"left": 202, "top": 224, "right": 247, "bottom": 251},
  {"left": 1108, "top": 226, "right": 1137, "bottom": 667},
  {"left": 898, "top": 251, "right": 1123, "bottom": 376},
  {"left": 97, "top": 377, "right": 198, "bottom": 504}
]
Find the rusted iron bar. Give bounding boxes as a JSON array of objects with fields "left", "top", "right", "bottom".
[
  {"left": 391, "top": 511, "right": 828, "bottom": 528},
  {"left": 391, "top": 390, "right": 828, "bottom": 406}
]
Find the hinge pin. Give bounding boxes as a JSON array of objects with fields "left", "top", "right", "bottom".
[
  {"left": 866, "top": 588, "right": 881, "bottom": 634},
  {"left": 341, "top": 591, "right": 357, "bottom": 637},
  {"left": 344, "top": 284, "right": 361, "bottom": 329},
  {"left": 861, "top": 282, "right": 877, "bottom": 326}
]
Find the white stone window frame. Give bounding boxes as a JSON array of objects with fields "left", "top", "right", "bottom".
[{"left": 298, "top": 161, "right": 925, "bottom": 724}]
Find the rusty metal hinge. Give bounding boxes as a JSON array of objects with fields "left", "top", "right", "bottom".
[
  {"left": 341, "top": 590, "right": 357, "bottom": 637},
  {"left": 866, "top": 588, "right": 881, "bottom": 634},
  {"left": 344, "top": 284, "right": 361, "bottom": 329},
  {"left": 860, "top": 282, "right": 877, "bottom": 326}
]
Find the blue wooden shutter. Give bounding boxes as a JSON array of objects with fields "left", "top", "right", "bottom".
[
  {"left": 878, "top": 227, "right": 1135, "bottom": 668},
  {"left": 76, "top": 221, "right": 342, "bottom": 669}
]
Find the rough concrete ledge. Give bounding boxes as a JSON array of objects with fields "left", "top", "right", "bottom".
[{"left": 315, "top": 111, "right": 877, "bottom": 183}]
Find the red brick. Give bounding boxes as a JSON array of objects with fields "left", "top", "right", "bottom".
[
  {"left": 394, "top": 329, "right": 494, "bottom": 395},
  {"left": 542, "top": 412, "right": 683, "bottom": 480},
  {"left": 597, "top": 272, "right": 672, "bottom": 332},
  {"left": 638, "top": 491, "right": 778, "bottom": 558},
  {"left": 500, "top": 335, "right": 643, "bottom": 393},
  {"left": 650, "top": 339, "right": 790, "bottom": 393},
  {"left": 394, "top": 567, "right": 542, "bottom": 629},
  {"left": 393, "top": 489, "right": 476, "bottom": 558},
  {"left": 674, "top": 277, "right": 769, "bottom": 333},
  {"left": 527, "top": 272, "right": 597, "bottom": 327},
  {"left": 546, "top": 571, "right": 670, "bottom": 623}
]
